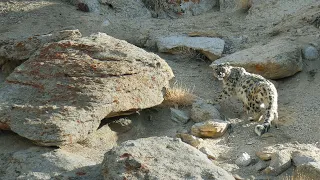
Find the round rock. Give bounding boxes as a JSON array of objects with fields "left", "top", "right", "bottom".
[{"left": 235, "top": 152, "right": 252, "bottom": 167}]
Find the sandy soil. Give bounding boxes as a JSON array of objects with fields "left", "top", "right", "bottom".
[{"left": 1, "top": 0, "right": 320, "bottom": 179}]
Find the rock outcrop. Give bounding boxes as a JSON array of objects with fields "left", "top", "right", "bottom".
[
  {"left": 101, "top": 136, "right": 234, "bottom": 180},
  {"left": 0, "top": 33, "right": 174, "bottom": 146}
]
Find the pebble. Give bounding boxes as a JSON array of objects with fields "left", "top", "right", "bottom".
[
  {"left": 235, "top": 152, "right": 252, "bottom": 167},
  {"left": 303, "top": 46, "right": 319, "bottom": 60}
]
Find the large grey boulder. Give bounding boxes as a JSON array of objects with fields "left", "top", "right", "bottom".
[
  {"left": 0, "top": 33, "right": 174, "bottom": 146},
  {"left": 0, "top": 29, "right": 82, "bottom": 74},
  {"left": 101, "top": 136, "right": 234, "bottom": 180},
  {"left": 0, "top": 147, "right": 101, "bottom": 180},
  {"left": 213, "top": 39, "right": 303, "bottom": 79},
  {"left": 157, "top": 35, "right": 225, "bottom": 61}
]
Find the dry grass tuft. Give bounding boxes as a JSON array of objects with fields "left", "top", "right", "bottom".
[{"left": 161, "top": 82, "right": 196, "bottom": 107}]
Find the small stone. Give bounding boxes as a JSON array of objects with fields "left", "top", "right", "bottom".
[
  {"left": 255, "top": 160, "right": 270, "bottom": 171},
  {"left": 191, "top": 100, "right": 221, "bottom": 123},
  {"left": 176, "top": 133, "right": 201, "bottom": 148},
  {"left": 235, "top": 152, "right": 252, "bottom": 167},
  {"left": 170, "top": 108, "right": 189, "bottom": 123},
  {"left": 303, "top": 46, "right": 319, "bottom": 60},
  {"left": 108, "top": 118, "right": 133, "bottom": 133},
  {"left": 191, "top": 120, "right": 228, "bottom": 138},
  {"left": 246, "top": 141, "right": 255, "bottom": 145},
  {"left": 256, "top": 147, "right": 277, "bottom": 161},
  {"left": 199, "top": 147, "right": 216, "bottom": 160}
]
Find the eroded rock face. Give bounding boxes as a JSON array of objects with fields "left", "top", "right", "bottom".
[
  {"left": 101, "top": 136, "right": 234, "bottom": 180},
  {"left": 0, "top": 29, "right": 82, "bottom": 74},
  {"left": 0, "top": 33, "right": 174, "bottom": 146},
  {"left": 214, "top": 39, "right": 303, "bottom": 79}
]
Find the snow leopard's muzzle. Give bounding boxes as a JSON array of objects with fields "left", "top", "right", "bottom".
[{"left": 216, "top": 72, "right": 226, "bottom": 81}]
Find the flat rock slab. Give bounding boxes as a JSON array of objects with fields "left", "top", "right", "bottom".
[
  {"left": 101, "top": 136, "right": 234, "bottom": 180},
  {"left": 157, "top": 36, "right": 225, "bottom": 61},
  {"left": 214, "top": 39, "right": 303, "bottom": 79},
  {"left": 0, "top": 33, "right": 174, "bottom": 146}
]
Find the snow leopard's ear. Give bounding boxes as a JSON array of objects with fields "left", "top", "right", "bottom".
[{"left": 225, "top": 62, "right": 230, "bottom": 66}]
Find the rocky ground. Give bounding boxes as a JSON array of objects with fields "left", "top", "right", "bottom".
[{"left": 1, "top": 0, "right": 320, "bottom": 179}]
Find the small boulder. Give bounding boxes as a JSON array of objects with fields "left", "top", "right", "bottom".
[
  {"left": 191, "top": 119, "right": 229, "bottom": 138},
  {"left": 101, "top": 136, "right": 234, "bottom": 180},
  {"left": 157, "top": 36, "right": 225, "bottom": 61},
  {"left": 256, "top": 151, "right": 273, "bottom": 161},
  {"left": 213, "top": 39, "right": 303, "bottom": 79},
  {"left": 170, "top": 108, "right": 189, "bottom": 123},
  {"left": 235, "top": 152, "right": 252, "bottom": 167},
  {"left": 191, "top": 100, "right": 221, "bottom": 123},
  {"left": 263, "top": 150, "right": 292, "bottom": 176}
]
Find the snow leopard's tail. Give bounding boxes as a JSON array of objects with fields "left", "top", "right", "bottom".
[{"left": 255, "top": 82, "right": 278, "bottom": 136}]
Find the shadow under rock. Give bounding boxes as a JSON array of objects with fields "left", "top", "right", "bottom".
[{"left": 100, "top": 107, "right": 193, "bottom": 145}]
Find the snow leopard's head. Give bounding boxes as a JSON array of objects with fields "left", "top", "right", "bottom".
[{"left": 210, "top": 62, "right": 232, "bottom": 81}]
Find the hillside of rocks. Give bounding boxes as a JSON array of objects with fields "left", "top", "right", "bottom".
[{"left": 0, "top": 0, "right": 320, "bottom": 179}]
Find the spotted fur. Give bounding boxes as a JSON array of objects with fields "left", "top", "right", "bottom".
[{"left": 210, "top": 63, "right": 278, "bottom": 136}]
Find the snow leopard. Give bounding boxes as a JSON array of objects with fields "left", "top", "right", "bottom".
[{"left": 210, "top": 63, "right": 278, "bottom": 136}]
